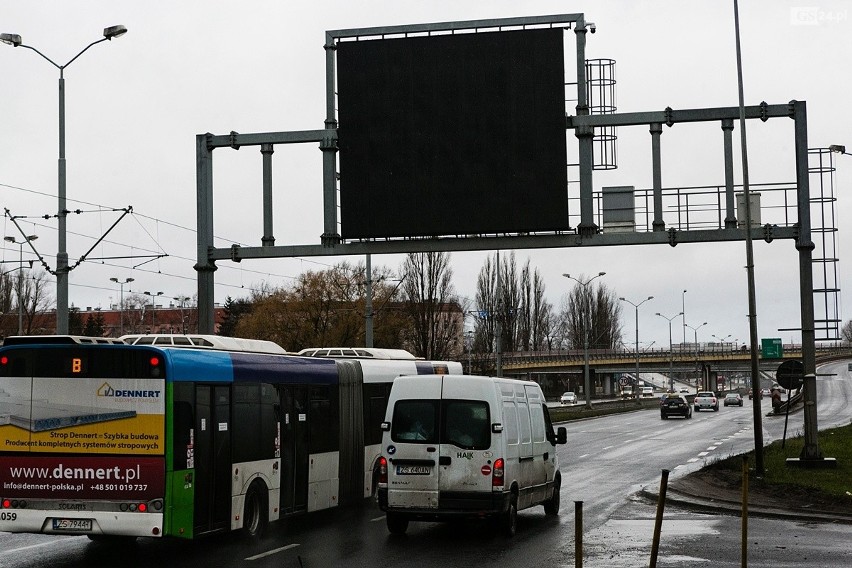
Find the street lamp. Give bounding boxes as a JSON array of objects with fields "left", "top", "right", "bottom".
[
  {"left": 712, "top": 333, "right": 732, "bottom": 354},
  {"left": 829, "top": 144, "right": 850, "bottom": 156},
  {"left": 685, "top": 321, "right": 708, "bottom": 390},
  {"left": 144, "top": 291, "right": 164, "bottom": 330},
  {"left": 4, "top": 234, "right": 38, "bottom": 335},
  {"left": 1, "top": 25, "right": 128, "bottom": 334},
  {"left": 563, "top": 272, "right": 606, "bottom": 409},
  {"left": 110, "top": 277, "right": 134, "bottom": 335},
  {"left": 620, "top": 296, "right": 654, "bottom": 396},
  {"left": 656, "top": 311, "right": 683, "bottom": 392}
]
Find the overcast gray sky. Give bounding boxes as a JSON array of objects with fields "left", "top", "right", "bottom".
[{"left": 1, "top": 0, "right": 850, "bottom": 349}]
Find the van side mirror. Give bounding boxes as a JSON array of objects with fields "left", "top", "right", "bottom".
[
  {"left": 555, "top": 426, "right": 567, "bottom": 445},
  {"left": 380, "top": 421, "right": 391, "bottom": 431},
  {"left": 491, "top": 423, "right": 503, "bottom": 433}
]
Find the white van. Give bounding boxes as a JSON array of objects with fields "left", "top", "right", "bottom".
[{"left": 377, "top": 374, "right": 567, "bottom": 536}]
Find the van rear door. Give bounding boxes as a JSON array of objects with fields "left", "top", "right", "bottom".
[
  {"left": 386, "top": 379, "right": 442, "bottom": 509},
  {"left": 437, "top": 378, "right": 495, "bottom": 500}
]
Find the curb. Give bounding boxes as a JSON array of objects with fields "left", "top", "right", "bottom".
[{"left": 639, "top": 487, "right": 852, "bottom": 525}]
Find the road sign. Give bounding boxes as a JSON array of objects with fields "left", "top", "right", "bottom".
[
  {"left": 619, "top": 377, "right": 630, "bottom": 386},
  {"left": 775, "top": 359, "right": 804, "bottom": 391},
  {"left": 761, "top": 338, "right": 783, "bottom": 358}
]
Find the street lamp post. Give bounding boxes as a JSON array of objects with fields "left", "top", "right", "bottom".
[
  {"left": 110, "top": 277, "right": 134, "bottom": 335},
  {"left": 1, "top": 25, "right": 128, "bottom": 334},
  {"left": 685, "top": 321, "right": 708, "bottom": 390},
  {"left": 620, "top": 296, "right": 654, "bottom": 396},
  {"left": 465, "top": 330, "right": 473, "bottom": 374},
  {"left": 563, "top": 272, "right": 606, "bottom": 409},
  {"left": 4, "top": 234, "right": 38, "bottom": 335},
  {"left": 681, "top": 290, "right": 687, "bottom": 347},
  {"left": 656, "top": 311, "right": 683, "bottom": 392},
  {"left": 144, "top": 291, "right": 164, "bottom": 330}
]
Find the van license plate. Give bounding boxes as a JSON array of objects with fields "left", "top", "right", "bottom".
[
  {"left": 396, "top": 465, "right": 430, "bottom": 475},
  {"left": 52, "top": 518, "right": 92, "bottom": 531}
]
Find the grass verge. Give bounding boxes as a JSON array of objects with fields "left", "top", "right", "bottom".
[{"left": 707, "top": 421, "right": 852, "bottom": 501}]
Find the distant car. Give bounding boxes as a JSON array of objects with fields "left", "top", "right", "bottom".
[
  {"left": 694, "top": 391, "right": 719, "bottom": 412},
  {"left": 679, "top": 388, "right": 690, "bottom": 393},
  {"left": 661, "top": 393, "right": 692, "bottom": 419},
  {"left": 723, "top": 393, "right": 743, "bottom": 407},
  {"left": 761, "top": 388, "right": 772, "bottom": 396},
  {"left": 560, "top": 391, "right": 577, "bottom": 405}
]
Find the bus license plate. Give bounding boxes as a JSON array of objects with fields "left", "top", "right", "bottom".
[
  {"left": 396, "top": 465, "right": 430, "bottom": 475},
  {"left": 52, "top": 518, "right": 92, "bottom": 532}
]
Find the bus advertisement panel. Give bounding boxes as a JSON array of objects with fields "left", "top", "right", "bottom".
[
  {"left": 0, "top": 376, "right": 165, "bottom": 456},
  {"left": 0, "top": 455, "right": 164, "bottom": 501}
]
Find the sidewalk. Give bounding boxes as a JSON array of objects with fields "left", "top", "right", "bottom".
[{"left": 640, "top": 471, "right": 852, "bottom": 525}]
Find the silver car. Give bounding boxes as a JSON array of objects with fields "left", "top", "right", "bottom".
[{"left": 560, "top": 391, "right": 577, "bottom": 405}]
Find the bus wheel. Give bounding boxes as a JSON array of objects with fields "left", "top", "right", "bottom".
[
  {"left": 386, "top": 512, "right": 409, "bottom": 535},
  {"left": 242, "top": 480, "right": 268, "bottom": 539}
]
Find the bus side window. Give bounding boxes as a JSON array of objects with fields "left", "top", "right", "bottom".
[{"left": 173, "top": 382, "right": 195, "bottom": 470}]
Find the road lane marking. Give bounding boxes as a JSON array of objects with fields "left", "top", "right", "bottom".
[
  {"left": 246, "top": 543, "right": 300, "bottom": 561},
  {"left": 697, "top": 451, "right": 709, "bottom": 457},
  {"left": 4, "top": 538, "right": 79, "bottom": 554},
  {"left": 371, "top": 515, "right": 386, "bottom": 522},
  {"left": 578, "top": 454, "right": 590, "bottom": 459}
]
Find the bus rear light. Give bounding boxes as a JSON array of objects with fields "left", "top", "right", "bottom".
[
  {"left": 138, "top": 503, "right": 147, "bottom": 512},
  {"left": 492, "top": 458, "right": 505, "bottom": 488},
  {"left": 378, "top": 456, "right": 388, "bottom": 485},
  {"left": 2, "top": 499, "right": 10, "bottom": 508}
]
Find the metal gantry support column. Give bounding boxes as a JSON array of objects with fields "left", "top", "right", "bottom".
[
  {"left": 722, "top": 118, "right": 738, "bottom": 228},
  {"left": 261, "top": 143, "right": 275, "bottom": 246},
  {"left": 322, "top": 32, "right": 340, "bottom": 246},
  {"left": 792, "top": 100, "right": 822, "bottom": 461},
  {"left": 650, "top": 123, "right": 665, "bottom": 231},
  {"left": 574, "top": 22, "right": 597, "bottom": 236},
  {"left": 195, "top": 133, "right": 217, "bottom": 334}
]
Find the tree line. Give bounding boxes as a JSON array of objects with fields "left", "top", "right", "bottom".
[
  {"left": 217, "top": 251, "right": 624, "bottom": 364},
  {"left": 0, "top": 253, "right": 628, "bottom": 363}
]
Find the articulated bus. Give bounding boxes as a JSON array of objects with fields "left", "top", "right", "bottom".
[{"left": 0, "top": 335, "right": 461, "bottom": 540}]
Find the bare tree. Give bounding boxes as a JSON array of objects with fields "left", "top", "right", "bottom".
[
  {"left": 474, "top": 253, "right": 553, "bottom": 356},
  {"left": 558, "top": 276, "right": 622, "bottom": 350},
  {"left": 22, "top": 269, "right": 54, "bottom": 334},
  {"left": 399, "top": 252, "right": 463, "bottom": 360},
  {"left": 841, "top": 319, "right": 852, "bottom": 344}
]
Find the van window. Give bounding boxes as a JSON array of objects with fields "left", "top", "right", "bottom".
[
  {"left": 502, "top": 402, "right": 519, "bottom": 445},
  {"left": 391, "top": 400, "right": 438, "bottom": 443},
  {"left": 442, "top": 400, "right": 490, "bottom": 450}
]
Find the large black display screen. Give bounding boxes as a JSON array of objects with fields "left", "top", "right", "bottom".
[{"left": 336, "top": 28, "right": 569, "bottom": 239}]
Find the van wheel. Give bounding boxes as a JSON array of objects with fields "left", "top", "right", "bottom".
[
  {"left": 500, "top": 495, "right": 517, "bottom": 537},
  {"left": 242, "top": 480, "right": 268, "bottom": 539},
  {"left": 544, "top": 477, "right": 561, "bottom": 516},
  {"left": 386, "top": 512, "right": 409, "bottom": 535}
]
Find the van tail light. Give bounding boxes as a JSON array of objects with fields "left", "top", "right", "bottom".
[
  {"left": 378, "top": 456, "right": 388, "bottom": 485},
  {"left": 492, "top": 458, "right": 505, "bottom": 488}
]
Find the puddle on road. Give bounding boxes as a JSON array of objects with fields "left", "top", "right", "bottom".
[{"left": 576, "top": 516, "right": 721, "bottom": 567}]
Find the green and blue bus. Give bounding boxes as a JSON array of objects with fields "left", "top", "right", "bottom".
[{"left": 0, "top": 335, "right": 460, "bottom": 540}]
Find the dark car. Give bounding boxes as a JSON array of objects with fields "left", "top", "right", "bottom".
[
  {"left": 661, "top": 393, "right": 692, "bottom": 419},
  {"left": 724, "top": 393, "right": 744, "bottom": 407}
]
